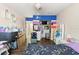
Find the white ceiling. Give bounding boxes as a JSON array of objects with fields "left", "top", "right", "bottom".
[{"left": 3, "top": 3, "right": 71, "bottom": 17}]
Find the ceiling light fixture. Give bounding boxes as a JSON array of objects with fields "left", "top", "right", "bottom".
[{"left": 34, "top": 3, "right": 42, "bottom": 11}]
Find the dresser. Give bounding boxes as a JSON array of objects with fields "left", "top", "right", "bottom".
[{"left": 17, "top": 31, "right": 26, "bottom": 51}]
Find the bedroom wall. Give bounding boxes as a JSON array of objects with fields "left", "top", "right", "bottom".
[
  {"left": 0, "top": 4, "right": 24, "bottom": 30},
  {"left": 57, "top": 4, "right": 79, "bottom": 41},
  {"left": 0, "top": 4, "right": 26, "bottom": 49}
]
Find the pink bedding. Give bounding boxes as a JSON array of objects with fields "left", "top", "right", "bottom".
[
  {"left": 0, "top": 44, "right": 4, "bottom": 48},
  {"left": 0, "top": 41, "right": 7, "bottom": 49},
  {"left": 66, "top": 42, "right": 79, "bottom": 53}
]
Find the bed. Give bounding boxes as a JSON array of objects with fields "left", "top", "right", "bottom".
[{"left": 25, "top": 42, "right": 79, "bottom": 55}]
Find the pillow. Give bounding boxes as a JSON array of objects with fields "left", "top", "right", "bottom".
[{"left": 66, "top": 37, "right": 79, "bottom": 43}]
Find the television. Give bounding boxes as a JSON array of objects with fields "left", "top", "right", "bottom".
[{"left": 42, "top": 21, "right": 47, "bottom": 25}]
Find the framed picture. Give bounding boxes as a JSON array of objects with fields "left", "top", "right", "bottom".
[
  {"left": 5, "top": 9, "right": 11, "bottom": 20},
  {"left": 11, "top": 14, "right": 16, "bottom": 23},
  {"left": 33, "top": 24, "right": 39, "bottom": 31}
]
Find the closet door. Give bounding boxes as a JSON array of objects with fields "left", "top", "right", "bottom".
[{"left": 26, "top": 21, "right": 33, "bottom": 44}]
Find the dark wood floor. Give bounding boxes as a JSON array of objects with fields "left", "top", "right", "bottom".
[
  {"left": 38, "top": 38, "right": 55, "bottom": 45},
  {"left": 10, "top": 45, "right": 26, "bottom": 55}
]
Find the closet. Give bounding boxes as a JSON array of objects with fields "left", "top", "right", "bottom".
[{"left": 26, "top": 15, "right": 64, "bottom": 44}]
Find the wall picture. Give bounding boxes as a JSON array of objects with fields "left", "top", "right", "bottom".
[{"left": 33, "top": 24, "right": 39, "bottom": 31}]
